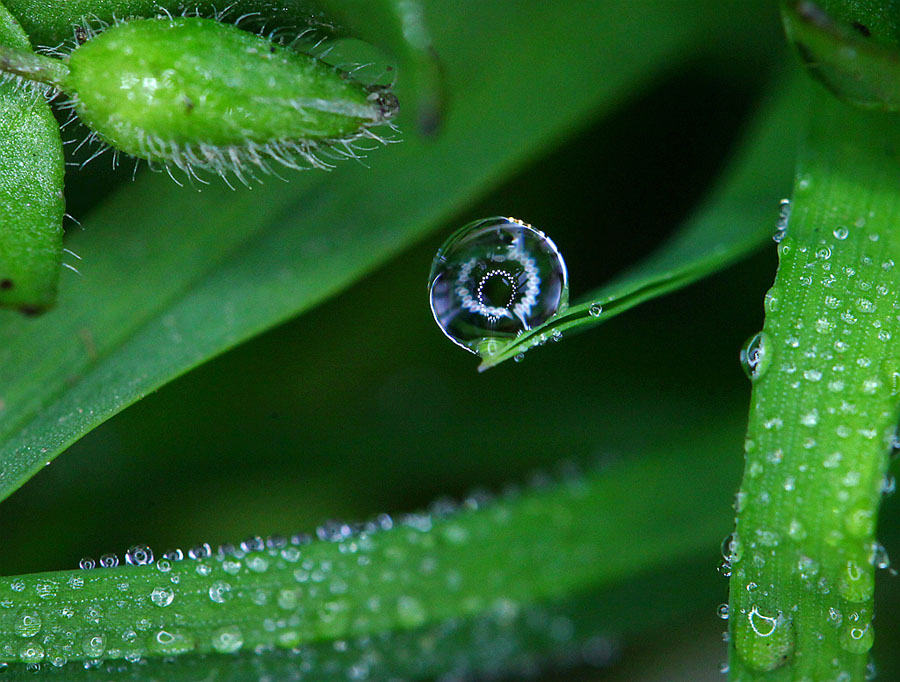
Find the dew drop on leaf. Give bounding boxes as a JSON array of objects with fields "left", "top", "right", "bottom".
[
  {"left": 734, "top": 604, "right": 794, "bottom": 672},
  {"left": 740, "top": 332, "right": 772, "bottom": 381},
  {"left": 81, "top": 634, "right": 105, "bottom": 658},
  {"left": 210, "top": 625, "right": 244, "bottom": 653},
  {"left": 13, "top": 610, "right": 41, "bottom": 638},
  {"left": 150, "top": 585, "right": 175, "bottom": 607},
  {"left": 428, "top": 217, "right": 568, "bottom": 355},
  {"left": 125, "top": 544, "right": 154, "bottom": 566}
]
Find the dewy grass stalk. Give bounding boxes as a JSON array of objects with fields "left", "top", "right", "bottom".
[
  {"left": 0, "top": 451, "right": 732, "bottom": 671},
  {"left": 727, "top": 88, "right": 900, "bottom": 680}
]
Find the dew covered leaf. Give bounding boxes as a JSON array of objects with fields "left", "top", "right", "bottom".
[
  {"left": 0, "top": 0, "right": 755, "bottom": 503},
  {"left": 0, "top": 416, "right": 743, "bottom": 674},
  {"left": 477, "top": 79, "right": 802, "bottom": 371}
]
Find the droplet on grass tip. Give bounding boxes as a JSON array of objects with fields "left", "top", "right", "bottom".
[{"left": 428, "top": 217, "right": 568, "bottom": 355}]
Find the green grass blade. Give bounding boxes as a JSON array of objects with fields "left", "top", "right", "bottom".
[
  {"left": 727, "top": 87, "right": 900, "bottom": 681},
  {"left": 0, "top": 0, "right": 756, "bottom": 504},
  {"left": 0, "top": 418, "right": 742, "bottom": 671},
  {"left": 477, "top": 77, "right": 801, "bottom": 371}
]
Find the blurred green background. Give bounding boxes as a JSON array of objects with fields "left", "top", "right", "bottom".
[{"left": 2, "top": 0, "right": 900, "bottom": 679}]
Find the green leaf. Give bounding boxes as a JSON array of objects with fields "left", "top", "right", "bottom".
[
  {"left": 477, "top": 78, "right": 802, "bottom": 371},
  {"left": 0, "top": 414, "right": 742, "bottom": 672},
  {"left": 0, "top": 0, "right": 753, "bottom": 503},
  {"left": 727, "top": 87, "right": 900, "bottom": 681},
  {"left": 0, "top": 0, "right": 65, "bottom": 312}
]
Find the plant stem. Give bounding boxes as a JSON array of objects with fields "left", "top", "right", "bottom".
[
  {"left": 727, "top": 87, "right": 900, "bottom": 680},
  {"left": 0, "top": 44, "right": 67, "bottom": 86}
]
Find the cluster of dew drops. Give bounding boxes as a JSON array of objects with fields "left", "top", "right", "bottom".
[{"left": 0, "top": 460, "right": 596, "bottom": 674}]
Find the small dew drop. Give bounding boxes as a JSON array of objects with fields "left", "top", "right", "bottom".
[
  {"left": 13, "top": 610, "right": 41, "bottom": 638},
  {"left": 125, "top": 544, "right": 154, "bottom": 566},
  {"left": 150, "top": 585, "right": 175, "bottom": 607},
  {"left": 740, "top": 332, "right": 772, "bottom": 381},
  {"left": 211, "top": 625, "right": 244, "bottom": 654},
  {"left": 208, "top": 580, "right": 233, "bottom": 604},
  {"left": 773, "top": 199, "right": 791, "bottom": 243},
  {"left": 834, "top": 225, "right": 849, "bottom": 240},
  {"left": 717, "top": 603, "right": 730, "bottom": 620},
  {"left": 589, "top": 303, "right": 602, "bottom": 318}
]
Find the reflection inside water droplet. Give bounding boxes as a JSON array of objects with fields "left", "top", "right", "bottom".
[
  {"left": 428, "top": 217, "right": 568, "bottom": 355},
  {"left": 740, "top": 332, "right": 772, "bottom": 381}
]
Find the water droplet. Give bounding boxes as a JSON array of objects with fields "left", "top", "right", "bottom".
[
  {"left": 834, "top": 225, "right": 849, "bottom": 240},
  {"left": 211, "top": 625, "right": 244, "bottom": 653},
  {"left": 150, "top": 585, "right": 175, "bottom": 607},
  {"left": 428, "top": 217, "right": 569, "bottom": 355},
  {"left": 18, "top": 643, "right": 44, "bottom": 663},
  {"left": 81, "top": 634, "right": 105, "bottom": 658},
  {"left": 208, "top": 580, "right": 233, "bottom": 603},
  {"left": 773, "top": 199, "right": 791, "bottom": 243},
  {"left": 188, "top": 543, "right": 211, "bottom": 560},
  {"left": 589, "top": 303, "right": 602, "bottom": 317},
  {"left": 147, "top": 628, "right": 194, "bottom": 655},
  {"left": 740, "top": 332, "right": 772, "bottom": 381},
  {"left": 125, "top": 544, "right": 154, "bottom": 566},
  {"left": 734, "top": 605, "right": 794, "bottom": 672},
  {"left": 717, "top": 603, "right": 730, "bottom": 620},
  {"left": 838, "top": 559, "right": 875, "bottom": 601},
  {"left": 13, "top": 610, "right": 41, "bottom": 638},
  {"left": 840, "top": 619, "right": 874, "bottom": 654},
  {"left": 99, "top": 553, "right": 119, "bottom": 568},
  {"left": 79, "top": 557, "right": 96, "bottom": 570}
]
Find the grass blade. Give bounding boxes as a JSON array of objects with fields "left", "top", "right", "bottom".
[{"left": 478, "top": 77, "right": 801, "bottom": 371}]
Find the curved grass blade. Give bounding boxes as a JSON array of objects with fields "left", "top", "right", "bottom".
[
  {"left": 477, "top": 78, "right": 802, "bottom": 371},
  {"left": 781, "top": 0, "right": 900, "bottom": 110},
  {"left": 0, "top": 420, "right": 742, "bottom": 671},
  {"left": 0, "top": 0, "right": 750, "bottom": 503},
  {"left": 0, "top": 1, "right": 65, "bottom": 312}
]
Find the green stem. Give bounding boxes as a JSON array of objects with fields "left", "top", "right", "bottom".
[
  {"left": 0, "top": 44, "right": 67, "bottom": 86},
  {"left": 727, "top": 87, "right": 900, "bottom": 680}
]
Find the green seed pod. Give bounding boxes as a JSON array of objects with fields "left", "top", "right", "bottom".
[
  {"left": 0, "top": 16, "right": 398, "bottom": 181},
  {"left": 66, "top": 16, "right": 398, "bottom": 180},
  {"left": 1, "top": 0, "right": 442, "bottom": 132},
  {"left": 0, "top": 2, "right": 65, "bottom": 313}
]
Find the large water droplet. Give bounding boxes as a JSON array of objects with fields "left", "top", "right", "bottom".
[
  {"left": 740, "top": 332, "right": 772, "bottom": 381},
  {"left": 428, "top": 217, "right": 568, "bottom": 355}
]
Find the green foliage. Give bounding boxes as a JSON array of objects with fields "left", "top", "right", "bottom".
[
  {"left": 0, "top": 2, "right": 64, "bottom": 312},
  {"left": 12, "top": 0, "right": 900, "bottom": 681}
]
